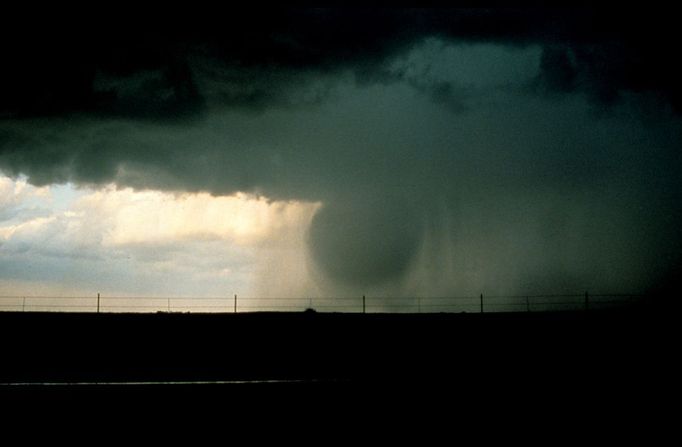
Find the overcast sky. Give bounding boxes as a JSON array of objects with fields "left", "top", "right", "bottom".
[{"left": 1, "top": 6, "right": 681, "bottom": 306}]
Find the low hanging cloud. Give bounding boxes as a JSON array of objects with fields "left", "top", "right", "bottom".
[{"left": 1, "top": 7, "right": 682, "bottom": 297}]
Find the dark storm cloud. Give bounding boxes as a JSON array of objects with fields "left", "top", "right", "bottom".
[
  {"left": 3, "top": 6, "right": 680, "bottom": 120},
  {"left": 531, "top": 8, "right": 682, "bottom": 112},
  {"left": 537, "top": 46, "right": 578, "bottom": 94},
  {"left": 2, "top": 6, "right": 682, "bottom": 294}
]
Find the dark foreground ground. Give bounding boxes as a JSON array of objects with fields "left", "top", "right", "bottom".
[{"left": 0, "top": 306, "right": 677, "bottom": 432}]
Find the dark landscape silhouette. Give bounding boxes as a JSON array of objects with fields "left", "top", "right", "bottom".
[
  {"left": 0, "top": 291, "right": 676, "bottom": 436},
  {"left": 0, "top": 297, "right": 672, "bottom": 382}
]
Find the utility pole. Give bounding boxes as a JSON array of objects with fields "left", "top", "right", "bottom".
[
  {"left": 362, "top": 295, "right": 366, "bottom": 314},
  {"left": 234, "top": 294, "right": 237, "bottom": 313},
  {"left": 97, "top": 293, "right": 100, "bottom": 313},
  {"left": 480, "top": 293, "right": 484, "bottom": 313}
]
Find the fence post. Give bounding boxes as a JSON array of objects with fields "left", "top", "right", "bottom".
[
  {"left": 97, "top": 293, "right": 100, "bottom": 313},
  {"left": 480, "top": 293, "right": 484, "bottom": 313},
  {"left": 234, "top": 294, "right": 237, "bottom": 313},
  {"left": 585, "top": 291, "right": 589, "bottom": 312},
  {"left": 363, "top": 295, "right": 366, "bottom": 314}
]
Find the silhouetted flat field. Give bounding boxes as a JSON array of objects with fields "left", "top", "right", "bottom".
[
  {"left": 0, "top": 307, "right": 672, "bottom": 381},
  {"left": 0, "top": 306, "right": 676, "bottom": 423}
]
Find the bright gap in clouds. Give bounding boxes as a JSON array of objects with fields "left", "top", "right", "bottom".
[{"left": 0, "top": 175, "right": 321, "bottom": 300}]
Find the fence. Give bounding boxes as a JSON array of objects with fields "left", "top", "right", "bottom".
[{"left": 0, "top": 292, "right": 642, "bottom": 314}]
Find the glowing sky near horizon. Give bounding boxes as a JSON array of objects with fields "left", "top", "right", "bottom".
[{"left": 0, "top": 175, "right": 319, "bottom": 298}]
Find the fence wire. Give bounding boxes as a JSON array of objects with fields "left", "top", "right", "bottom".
[{"left": 0, "top": 293, "right": 642, "bottom": 314}]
